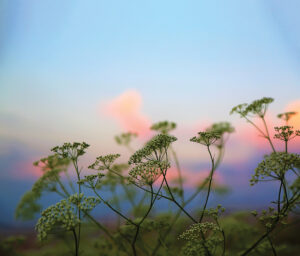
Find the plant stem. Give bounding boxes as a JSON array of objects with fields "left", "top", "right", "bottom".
[
  {"left": 199, "top": 145, "right": 215, "bottom": 223},
  {"left": 170, "top": 146, "right": 184, "bottom": 202},
  {"left": 162, "top": 148, "right": 211, "bottom": 256},
  {"left": 267, "top": 235, "right": 277, "bottom": 256},
  {"left": 261, "top": 117, "right": 276, "bottom": 153},
  {"left": 72, "top": 229, "right": 78, "bottom": 256},
  {"left": 131, "top": 185, "right": 154, "bottom": 256},
  {"left": 92, "top": 188, "right": 137, "bottom": 226},
  {"left": 152, "top": 147, "right": 225, "bottom": 255},
  {"left": 72, "top": 158, "right": 82, "bottom": 254}
]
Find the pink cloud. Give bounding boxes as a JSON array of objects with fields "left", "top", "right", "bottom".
[{"left": 102, "top": 90, "right": 152, "bottom": 137}]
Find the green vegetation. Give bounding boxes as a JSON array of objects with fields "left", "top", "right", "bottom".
[{"left": 2, "top": 97, "right": 300, "bottom": 255}]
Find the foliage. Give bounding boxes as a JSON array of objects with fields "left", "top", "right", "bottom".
[{"left": 13, "top": 97, "right": 300, "bottom": 256}]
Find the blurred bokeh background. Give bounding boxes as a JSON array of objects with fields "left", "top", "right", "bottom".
[{"left": 0, "top": 0, "right": 300, "bottom": 230}]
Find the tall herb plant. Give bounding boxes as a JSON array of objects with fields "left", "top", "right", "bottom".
[{"left": 14, "top": 97, "right": 300, "bottom": 256}]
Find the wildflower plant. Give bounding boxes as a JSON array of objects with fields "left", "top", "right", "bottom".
[
  {"left": 51, "top": 142, "right": 90, "bottom": 160},
  {"left": 151, "top": 120, "right": 177, "bottom": 134},
  {"left": 36, "top": 194, "right": 99, "bottom": 241},
  {"left": 190, "top": 131, "right": 221, "bottom": 146},
  {"left": 128, "top": 134, "right": 177, "bottom": 164},
  {"left": 115, "top": 132, "right": 137, "bottom": 152},
  {"left": 14, "top": 96, "right": 300, "bottom": 256},
  {"left": 128, "top": 160, "right": 170, "bottom": 186},
  {"left": 250, "top": 152, "right": 300, "bottom": 185},
  {"left": 231, "top": 97, "right": 300, "bottom": 256},
  {"left": 230, "top": 97, "right": 274, "bottom": 118},
  {"left": 88, "top": 154, "right": 121, "bottom": 171}
]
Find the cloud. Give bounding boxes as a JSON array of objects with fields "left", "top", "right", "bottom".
[{"left": 102, "top": 90, "right": 152, "bottom": 137}]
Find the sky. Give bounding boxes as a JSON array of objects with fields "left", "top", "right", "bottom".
[{"left": 0, "top": 0, "right": 300, "bottom": 225}]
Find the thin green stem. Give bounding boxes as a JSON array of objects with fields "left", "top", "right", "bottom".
[
  {"left": 199, "top": 145, "right": 215, "bottom": 223},
  {"left": 151, "top": 147, "right": 224, "bottom": 255},
  {"left": 216, "top": 218, "right": 226, "bottom": 256},
  {"left": 72, "top": 158, "right": 82, "bottom": 253},
  {"left": 240, "top": 182, "right": 299, "bottom": 256},
  {"left": 107, "top": 166, "right": 173, "bottom": 202},
  {"left": 131, "top": 185, "right": 154, "bottom": 256},
  {"left": 267, "top": 235, "right": 277, "bottom": 256},
  {"left": 242, "top": 115, "right": 276, "bottom": 153},
  {"left": 261, "top": 116, "right": 276, "bottom": 153},
  {"left": 92, "top": 188, "right": 137, "bottom": 226},
  {"left": 170, "top": 146, "right": 184, "bottom": 202},
  {"left": 72, "top": 228, "right": 78, "bottom": 256},
  {"left": 162, "top": 148, "right": 211, "bottom": 256}
]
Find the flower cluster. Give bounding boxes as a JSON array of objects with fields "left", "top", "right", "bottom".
[
  {"left": 88, "top": 154, "right": 121, "bottom": 170},
  {"left": 206, "top": 122, "right": 234, "bottom": 136},
  {"left": 128, "top": 160, "right": 170, "bottom": 186},
  {"left": 115, "top": 132, "right": 137, "bottom": 146},
  {"left": 277, "top": 111, "right": 297, "bottom": 122},
  {"left": 190, "top": 131, "right": 221, "bottom": 146},
  {"left": 77, "top": 173, "right": 105, "bottom": 188},
  {"left": 199, "top": 205, "right": 225, "bottom": 221},
  {"left": 250, "top": 152, "right": 300, "bottom": 185},
  {"left": 205, "top": 122, "right": 234, "bottom": 149},
  {"left": 251, "top": 207, "right": 287, "bottom": 230},
  {"left": 36, "top": 199, "right": 79, "bottom": 241},
  {"left": 230, "top": 97, "right": 274, "bottom": 118},
  {"left": 151, "top": 121, "right": 177, "bottom": 134},
  {"left": 129, "top": 134, "right": 177, "bottom": 164},
  {"left": 36, "top": 193, "right": 100, "bottom": 240},
  {"left": 179, "top": 222, "right": 221, "bottom": 241},
  {"left": 33, "top": 154, "right": 70, "bottom": 172},
  {"left": 179, "top": 222, "right": 223, "bottom": 256},
  {"left": 51, "top": 142, "right": 89, "bottom": 160},
  {"left": 274, "top": 126, "right": 300, "bottom": 142},
  {"left": 68, "top": 193, "right": 100, "bottom": 211}
]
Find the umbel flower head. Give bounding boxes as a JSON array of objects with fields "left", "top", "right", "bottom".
[
  {"left": 179, "top": 222, "right": 223, "bottom": 256},
  {"left": 274, "top": 126, "right": 300, "bottom": 142},
  {"left": 36, "top": 193, "right": 100, "bottom": 241},
  {"left": 190, "top": 131, "right": 221, "bottom": 146},
  {"left": 277, "top": 112, "right": 297, "bottom": 122},
  {"left": 77, "top": 173, "right": 105, "bottom": 188},
  {"left": 205, "top": 122, "right": 234, "bottom": 148},
  {"left": 51, "top": 142, "right": 89, "bottom": 160},
  {"left": 128, "top": 160, "right": 170, "bottom": 186},
  {"left": 179, "top": 222, "right": 221, "bottom": 241},
  {"left": 115, "top": 132, "right": 137, "bottom": 146},
  {"left": 250, "top": 152, "right": 300, "bottom": 185},
  {"left": 129, "top": 134, "right": 177, "bottom": 164},
  {"left": 151, "top": 121, "right": 177, "bottom": 134},
  {"left": 206, "top": 122, "right": 234, "bottom": 136},
  {"left": 33, "top": 154, "right": 70, "bottom": 172},
  {"left": 230, "top": 97, "right": 274, "bottom": 118},
  {"left": 88, "top": 154, "right": 121, "bottom": 170}
]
